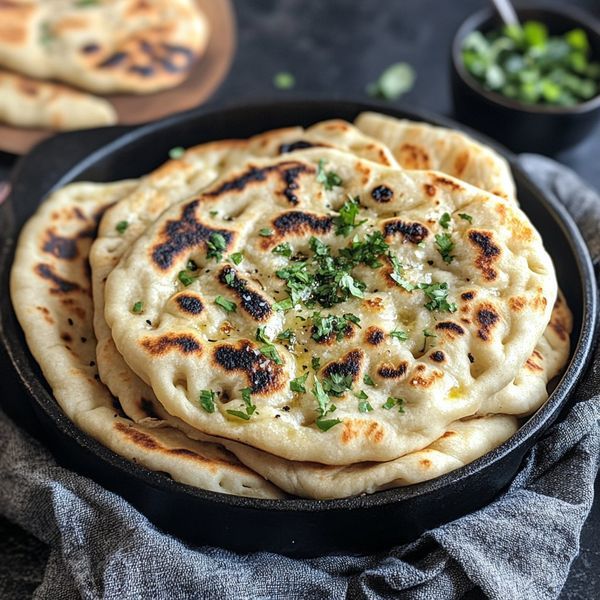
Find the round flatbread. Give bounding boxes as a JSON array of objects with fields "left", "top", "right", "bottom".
[
  {"left": 9, "top": 181, "right": 284, "bottom": 499},
  {"left": 0, "top": 0, "right": 208, "bottom": 94},
  {"left": 355, "top": 112, "right": 516, "bottom": 200},
  {"left": 104, "top": 148, "right": 557, "bottom": 465},
  {"left": 91, "top": 120, "right": 399, "bottom": 423}
]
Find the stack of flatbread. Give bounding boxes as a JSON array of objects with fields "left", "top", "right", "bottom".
[
  {"left": 10, "top": 112, "right": 572, "bottom": 500},
  {"left": 0, "top": 0, "right": 209, "bottom": 131}
]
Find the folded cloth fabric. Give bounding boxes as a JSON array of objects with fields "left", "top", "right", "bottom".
[{"left": 0, "top": 155, "right": 598, "bottom": 600}]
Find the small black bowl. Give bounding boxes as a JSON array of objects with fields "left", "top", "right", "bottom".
[{"left": 451, "top": 6, "right": 600, "bottom": 154}]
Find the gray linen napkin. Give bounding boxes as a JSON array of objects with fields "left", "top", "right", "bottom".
[{"left": 0, "top": 155, "right": 598, "bottom": 600}]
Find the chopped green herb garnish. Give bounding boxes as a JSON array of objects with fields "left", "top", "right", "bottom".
[
  {"left": 322, "top": 373, "right": 354, "bottom": 397},
  {"left": 274, "top": 297, "right": 294, "bottom": 312},
  {"left": 256, "top": 327, "right": 283, "bottom": 365},
  {"left": 75, "top": 0, "right": 99, "bottom": 7},
  {"left": 358, "top": 395, "right": 373, "bottom": 413},
  {"left": 169, "top": 146, "right": 185, "bottom": 160},
  {"left": 272, "top": 242, "right": 293, "bottom": 257},
  {"left": 311, "top": 312, "right": 359, "bottom": 342},
  {"left": 273, "top": 72, "right": 295, "bottom": 90},
  {"left": 277, "top": 328, "right": 296, "bottom": 343},
  {"left": 224, "top": 270, "right": 235, "bottom": 286},
  {"left": 313, "top": 377, "right": 342, "bottom": 432},
  {"left": 383, "top": 396, "right": 405, "bottom": 412},
  {"left": 363, "top": 373, "right": 375, "bottom": 386},
  {"left": 215, "top": 295, "right": 236, "bottom": 312},
  {"left": 40, "top": 22, "right": 54, "bottom": 46},
  {"left": 206, "top": 232, "right": 227, "bottom": 262},
  {"left": 434, "top": 232, "right": 455, "bottom": 264},
  {"left": 390, "top": 329, "right": 409, "bottom": 341},
  {"left": 227, "top": 388, "right": 256, "bottom": 421},
  {"left": 421, "top": 328, "right": 437, "bottom": 353},
  {"left": 178, "top": 270, "right": 197, "bottom": 287},
  {"left": 259, "top": 228, "right": 274, "bottom": 237},
  {"left": 209, "top": 210, "right": 219, "bottom": 217},
  {"left": 226, "top": 410, "right": 250, "bottom": 421},
  {"left": 115, "top": 221, "right": 128, "bottom": 234},
  {"left": 199, "top": 389, "right": 216, "bottom": 413},
  {"left": 131, "top": 301, "right": 143, "bottom": 314},
  {"left": 419, "top": 282, "right": 457, "bottom": 312},
  {"left": 229, "top": 252, "right": 244, "bottom": 265},
  {"left": 459, "top": 213, "right": 473, "bottom": 223},
  {"left": 367, "top": 62, "right": 416, "bottom": 100},
  {"left": 439, "top": 212, "right": 452, "bottom": 230},
  {"left": 316, "top": 159, "right": 343, "bottom": 191},
  {"left": 290, "top": 372, "right": 309, "bottom": 393},
  {"left": 333, "top": 196, "right": 366, "bottom": 236},
  {"left": 311, "top": 356, "right": 321, "bottom": 371},
  {"left": 388, "top": 254, "right": 416, "bottom": 291}
]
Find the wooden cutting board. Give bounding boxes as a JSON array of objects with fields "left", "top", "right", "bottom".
[{"left": 0, "top": 0, "right": 236, "bottom": 155}]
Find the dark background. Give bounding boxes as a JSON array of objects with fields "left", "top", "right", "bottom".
[{"left": 0, "top": 0, "right": 598, "bottom": 597}]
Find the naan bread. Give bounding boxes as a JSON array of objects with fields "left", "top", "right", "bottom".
[
  {"left": 221, "top": 415, "right": 519, "bottom": 499},
  {"left": 91, "top": 120, "right": 399, "bottom": 423},
  {"left": 0, "top": 0, "right": 208, "bottom": 94},
  {"left": 104, "top": 148, "right": 557, "bottom": 465},
  {"left": 0, "top": 69, "right": 116, "bottom": 130},
  {"left": 355, "top": 112, "right": 516, "bottom": 200},
  {"left": 9, "top": 181, "right": 284, "bottom": 499}
]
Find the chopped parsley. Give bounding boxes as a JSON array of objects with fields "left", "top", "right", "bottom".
[
  {"left": 75, "top": 0, "right": 99, "bottom": 7},
  {"left": 439, "top": 212, "right": 452, "bottom": 229},
  {"left": 316, "top": 159, "right": 343, "bottom": 191},
  {"left": 390, "top": 329, "right": 409, "bottom": 341},
  {"left": 333, "top": 196, "right": 366, "bottom": 236},
  {"left": 435, "top": 232, "right": 455, "bottom": 264},
  {"left": 363, "top": 373, "right": 375, "bottom": 386},
  {"left": 206, "top": 233, "right": 227, "bottom": 262},
  {"left": 311, "top": 312, "right": 359, "bottom": 342},
  {"left": 272, "top": 242, "right": 293, "bottom": 257},
  {"left": 199, "top": 389, "right": 216, "bottom": 413},
  {"left": 419, "top": 282, "right": 457, "bottom": 312},
  {"left": 229, "top": 252, "right": 244, "bottom": 265},
  {"left": 311, "top": 356, "right": 321, "bottom": 371},
  {"left": 168, "top": 146, "right": 185, "bottom": 160},
  {"left": 388, "top": 254, "right": 416, "bottom": 291},
  {"left": 259, "top": 228, "right": 274, "bottom": 237},
  {"left": 209, "top": 210, "right": 219, "bottom": 218},
  {"left": 277, "top": 329, "right": 296, "bottom": 343},
  {"left": 224, "top": 270, "right": 235, "bottom": 286},
  {"left": 215, "top": 295, "right": 236, "bottom": 312},
  {"left": 421, "top": 328, "right": 437, "bottom": 352},
  {"left": 226, "top": 387, "right": 256, "bottom": 421},
  {"left": 383, "top": 396, "right": 405, "bottom": 412},
  {"left": 313, "top": 377, "right": 342, "bottom": 432},
  {"left": 459, "top": 213, "right": 473, "bottom": 223},
  {"left": 358, "top": 397, "right": 373, "bottom": 413},
  {"left": 274, "top": 297, "right": 294, "bottom": 312},
  {"left": 290, "top": 372, "right": 309, "bottom": 393},
  {"left": 256, "top": 326, "right": 283, "bottom": 365},
  {"left": 131, "top": 301, "right": 143, "bottom": 314},
  {"left": 178, "top": 269, "right": 197, "bottom": 287},
  {"left": 322, "top": 373, "right": 354, "bottom": 397},
  {"left": 115, "top": 220, "right": 128, "bottom": 234}
]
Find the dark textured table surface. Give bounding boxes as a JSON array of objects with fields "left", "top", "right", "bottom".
[{"left": 0, "top": 1, "right": 598, "bottom": 597}]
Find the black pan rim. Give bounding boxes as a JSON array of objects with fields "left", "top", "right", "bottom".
[{"left": 1, "top": 97, "right": 597, "bottom": 512}]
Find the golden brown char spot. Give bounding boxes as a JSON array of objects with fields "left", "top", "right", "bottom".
[
  {"left": 435, "top": 321, "right": 465, "bottom": 337},
  {"left": 397, "top": 143, "right": 430, "bottom": 169},
  {"left": 468, "top": 230, "right": 501, "bottom": 281},
  {"left": 42, "top": 230, "right": 79, "bottom": 260},
  {"left": 383, "top": 219, "right": 429, "bottom": 244},
  {"left": 371, "top": 185, "right": 394, "bottom": 203},
  {"left": 141, "top": 334, "right": 203, "bottom": 356},
  {"left": 322, "top": 349, "right": 364, "bottom": 384},
  {"left": 174, "top": 293, "right": 204, "bottom": 315},
  {"left": 441, "top": 431, "right": 456, "bottom": 439},
  {"left": 453, "top": 150, "right": 470, "bottom": 176},
  {"left": 204, "top": 161, "right": 314, "bottom": 205},
  {"left": 420, "top": 459, "right": 432, "bottom": 468},
  {"left": 549, "top": 312, "right": 569, "bottom": 342},
  {"left": 278, "top": 140, "right": 320, "bottom": 154},
  {"left": 495, "top": 202, "right": 533, "bottom": 242},
  {"left": 151, "top": 199, "right": 235, "bottom": 270},
  {"left": 362, "top": 297, "right": 384, "bottom": 312},
  {"left": 531, "top": 293, "right": 548, "bottom": 312},
  {"left": 409, "top": 368, "right": 444, "bottom": 388},
  {"left": 212, "top": 340, "right": 285, "bottom": 395},
  {"left": 509, "top": 296, "right": 526, "bottom": 312},
  {"left": 35, "top": 263, "right": 81, "bottom": 295},
  {"left": 424, "top": 184, "right": 437, "bottom": 197},
  {"left": 364, "top": 326, "right": 385, "bottom": 346},
  {"left": 355, "top": 162, "right": 373, "bottom": 185},
  {"left": 377, "top": 361, "right": 408, "bottom": 380},
  {"left": 340, "top": 419, "right": 385, "bottom": 445},
  {"left": 476, "top": 303, "right": 500, "bottom": 341},
  {"left": 429, "top": 350, "right": 445, "bottom": 363},
  {"left": 36, "top": 306, "right": 55, "bottom": 325},
  {"left": 433, "top": 175, "right": 465, "bottom": 192},
  {"left": 265, "top": 211, "right": 333, "bottom": 247},
  {"left": 218, "top": 265, "right": 272, "bottom": 322}
]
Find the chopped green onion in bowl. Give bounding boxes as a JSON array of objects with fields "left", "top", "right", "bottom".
[{"left": 461, "top": 21, "right": 600, "bottom": 107}]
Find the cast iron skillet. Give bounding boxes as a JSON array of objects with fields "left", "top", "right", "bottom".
[{"left": 0, "top": 100, "right": 596, "bottom": 557}]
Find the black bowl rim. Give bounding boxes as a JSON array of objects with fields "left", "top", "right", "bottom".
[
  {"left": 2, "top": 98, "right": 597, "bottom": 512},
  {"left": 452, "top": 5, "right": 600, "bottom": 115}
]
